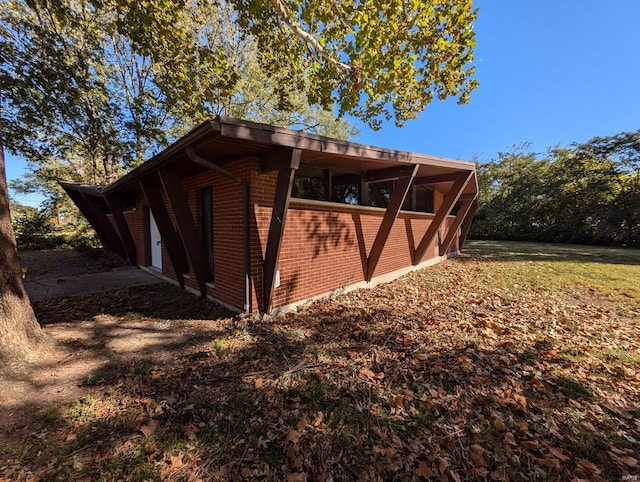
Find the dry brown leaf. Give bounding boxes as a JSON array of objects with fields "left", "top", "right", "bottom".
[
  {"left": 469, "top": 444, "right": 488, "bottom": 467},
  {"left": 286, "top": 429, "right": 303, "bottom": 444},
  {"left": 448, "top": 469, "right": 461, "bottom": 482},
  {"left": 535, "top": 457, "right": 561, "bottom": 470},
  {"left": 437, "top": 456, "right": 450, "bottom": 474},
  {"left": 504, "top": 432, "right": 517, "bottom": 446},
  {"left": 297, "top": 417, "right": 308, "bottom": 430},
  {"left": 360, "top": 367, "right": 376, "bottom": 381},
  {"left": 254, "top": 377, "right": 264, "bottom": 389},
  {"left": 285, "top": 473, "right": 307, "bottom": 482},
  {"left": 577, "top": 459, "right": 601, "bottom": 474},
  {"left": 489, "top": 468, "right": 508, "bottom": 480},
  {"left": 493, "top": 418, "right": 507, "bottom": 431},
  {"left": 415, "top": 461, "right": 433, "bottom": 478},
  {"left": 160, "top": 454, "right": 185, "bottom": 480},
  {"left": 140, "top": 420, "right": 158, "bottom": 437},
  {"left": 312, "top": 411, "right": 324, "bottom": 427},
  {"left": 549, "top": 447, "right": 570, "bottom": 462}
]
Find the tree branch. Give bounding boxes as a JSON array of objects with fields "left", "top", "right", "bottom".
[{"left": 268, "top": 0, "right": 351, "bottom": 74}]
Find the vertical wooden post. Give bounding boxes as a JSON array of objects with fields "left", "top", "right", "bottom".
[
  {"left": 359, "top": 175, "right": 369, "bottom": 206},
  {"left": 366, "top": 164, "right": 419, "bottom": 281},
  {"left": 262, "top": 148, "right": 301, "bottom": 312},
  {"left": 323, "top": 169, "right": 333, "bottom": 202}
]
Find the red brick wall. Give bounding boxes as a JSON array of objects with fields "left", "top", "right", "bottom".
[
  {"left": 123, "top": 160, "right": 249, "bottom": 311},
  {"left": 181, "top": 161, "right": 249, "bottom": 310},
  {"left": 123, "top": 158, "right": 462, "bottom": 313},
  {"left": 268, "top": 200, "right": 457, "bottom": 310}
]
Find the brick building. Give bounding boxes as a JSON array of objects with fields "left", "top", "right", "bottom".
[{"left": 61, "top": 117, "right": 478, "bottom": 314}]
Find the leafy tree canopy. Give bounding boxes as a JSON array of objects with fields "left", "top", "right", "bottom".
[
  {"left": 231, "top": 0, "right": 479, "bottom": 128},
  {"left": 471, "top": 131, "right": 640, "bottom": 246},
  {"left": 0, "top": 0, "right": 359, "bottom": 212}
]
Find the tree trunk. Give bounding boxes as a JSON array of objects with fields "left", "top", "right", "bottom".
[{"left": 0, "top": 119, "right": 50, "bottom": 373}]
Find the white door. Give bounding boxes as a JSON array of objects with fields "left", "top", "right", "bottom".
[{"left": 149, "top": 211, "right": 162, "bottom": 269}]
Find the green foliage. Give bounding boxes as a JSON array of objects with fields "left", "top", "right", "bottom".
[
  {"left": 471, "top": 131, "right": 640, "bottom": 246},
  {"left": 10, "top": 199, "right": 99, "bottom": 249},
  {"left": 231, "top": 0, "right": 479, "bottom": 129},
  {"left": 1, "top": 0, "right": 360, "bottom": 243},
  {"left": 11, "top": 205, "right": 62, "bottom": 249}
]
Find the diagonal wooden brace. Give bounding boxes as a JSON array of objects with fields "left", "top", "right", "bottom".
[
  {"left": 262, "top": 148, "right": 301, "bottom": 312},
  {"left": 366, "top": 164, "right": 419, "bottom": 281},
  {"left": 458, "top": 198, "right": 478, "bottom": 250},
  {"left": 158, "top": 168, "right": 211, "bottom": 297},
  {"left": 104, "top": 195, "right": 137, "bottom": 264},
  {"left": 413, "top": 170, "right": 473, "bottom": 264},
  {"left": 139, "top": 174, "right": 189, "bottom": 288},
  {"left": 65, "top": 189, "right": 125, "bottom": 257},
  {"left": 439, "top": 197, "right": 475, "bottom": 256}
]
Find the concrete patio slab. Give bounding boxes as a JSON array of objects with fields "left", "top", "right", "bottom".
[{"left": 25, "top": 266, "right": 163, "bottom": 302}]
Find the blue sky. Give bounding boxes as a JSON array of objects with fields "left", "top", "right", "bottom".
[{"left": 6, "top": 0, "right": 640, "bottom": 207}]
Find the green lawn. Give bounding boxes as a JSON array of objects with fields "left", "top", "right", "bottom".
[{"left": 465, "top": 240, "right": 640, "bottom": 308}]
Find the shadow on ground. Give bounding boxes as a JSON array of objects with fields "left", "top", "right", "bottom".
[{"left": 2, "top": 277, "right": 638, "bottom": 481}]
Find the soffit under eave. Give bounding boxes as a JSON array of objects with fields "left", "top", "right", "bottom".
[{"left": 100, "top": 115, "right": 477, "bottom": 196}]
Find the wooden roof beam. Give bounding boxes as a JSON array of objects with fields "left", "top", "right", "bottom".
[
  {"left": 261, "top": 147, "right": 301, "bottom": 173},
  {"left": 414, "top": 171, "right": 466, "bottom": 185},
  {"left": 333, "top": 173, "right": 361, "bottom": 185},
  {"left": 458, "top": 193, "right": 477, "bottom": 201},
  {"left": 262, "top": 148, "right": 302, "bottom": 312},
  {"left": 139, "top": 174, "right": 189, "bottom": 287},
  {"left": 185, "top": 146, "right": 242, "bottom": 183},
  {"left": 413, "top": 171, "right": 473, "bottom": 264},
  {"left": 366, "top": 164, "right": 419, "bottom": 281},
  {"left": 364, "top": 165, "right": 416, "bottom": 183}
]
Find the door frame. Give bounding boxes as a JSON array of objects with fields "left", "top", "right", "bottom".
[{"left": 149, "top": 210, "right": 162, "bottom": 269}]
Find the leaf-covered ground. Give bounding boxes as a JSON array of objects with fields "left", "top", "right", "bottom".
[{"left": 1, "top": 241, "right": 639, "bottom": 481}]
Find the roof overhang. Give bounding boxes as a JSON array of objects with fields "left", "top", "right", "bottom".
[{"left": 97, "top": 116, "right": 476, "bottom": 197}]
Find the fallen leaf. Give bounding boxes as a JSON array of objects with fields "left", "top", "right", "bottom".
[
  {"left": 286, "top": 429, "right": 303, "bottom": 444},
  {"left": 285, "top": 473, "right": 307, "bottom": 482},
  {"left": 577, "top": 459, "right": 601, "bottom": 474},
  {"left": 312, "top": 411, "right": 324, "bottom": 427},
  {"left": 469, "top": 444, "right": 488, "bottom": 467},
  {"left": 415, "top": 461, "right": 433, "bottom": 478},
  {"left": 140, "top": 420, "right": 158, "bottom": 437},
  {"left": 448, "top": 469, "right": 461, "bottom": 482},
  {"left": 504, "top": 432, "right": 517, "bottom": 446},
  {"left": 160, "top": 454, "right": 185, "bottom": 480},
  {"left": 549, "top": 447, "right": 570, "bottom": 462},
  {"left": 493, "top": 418, "right": 506, "bottom": 431},
  {"left": 489, "top": 468, "right": 508, "bottom": 480}
]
